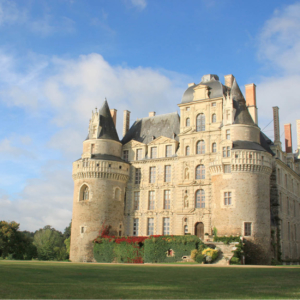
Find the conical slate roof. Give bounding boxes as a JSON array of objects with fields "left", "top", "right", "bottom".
[
  {"left": 231, "top": 79, "right": 255, "bottom": 126},
  {"left": 97, "top": 100, "right": 119, "bottom": 141}
]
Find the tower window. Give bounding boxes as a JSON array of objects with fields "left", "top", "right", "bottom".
[
  {"left": 151, "top": 147, "right": 157, "bottom": 159},
  {"left": 244, "top": 222, "right": 252, "bottom": 236},
  {"left": 133, "top": 218, "right": 139, "bottom": 236},
  {"left": 226, "top": 130, "right": 230, "bottom": 140},
  {"left": 80, "top": 226, "right": 85, "bottom": 234},
  {"left": 186, "top": 146, "right": 190, "bottom": 156},
  {"left": 166, "top": 145, "right": 172, "bottom": 157},
  {"left": 123, "top": 150, "right": 129, "bottom": 162},
  {"left": 224, "top": 192, "right": 232, "bottom": 205},
  {"left": 186, "top": 118, "right": 190, "bottom": 127},
  {"left": 212, "top": 102, "right": 216, "bottom": 107},
  {"left": 164, "top": 165, "right": 171, "bottom": 182},
  {"left": 136, "top": 149, "right": 142, "bottom": 160},
  {"left": 91, "top": 144, "right": 95, "bottom": 154},
  {"left": 196, "top": 114, "right": 205, "bottom": 131},
  {"left": 212, "top": 114, "right": 216, "bottom": 123},
  {"left": 196, "top": 140, "right": 205, "bottom": 154},
  {"left": 195, "top": 189, "right": 205, "bottom": 208},
  {"left": 134, "top": 191, "right": 140, "bottom": 210},
  {"left": 135, "top": 168, "right": 141, "bottom": 184},
  {"left": 164, "top": 190, "right": 170, "bottom": 209},
  {"left": 163, "top": 218, "right": 170, "bottom": 235},
  {"left": 80, "top": 185, "right": 89, "bottom": 201}
]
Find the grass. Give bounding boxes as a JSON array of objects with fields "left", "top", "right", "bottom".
[{"left": 0, "top": 261, "right": 300, "bottom": 299}]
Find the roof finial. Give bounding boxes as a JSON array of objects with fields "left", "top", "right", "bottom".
[{"left": 95, "top": 107, "right": 97, "bottom": 113}]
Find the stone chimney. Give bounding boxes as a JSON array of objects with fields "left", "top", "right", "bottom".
[
  {"left": 224, "top": 74, "right": 234, "bottom": 88},
  {"left": 284, "top": 123, "right": 293, "bottom": 153},
  {"left": 123, "top": 110, "right": 130, "bottom": 137},
  {"left": 110, "top": 109, "right": 117, "bottom": 127},
  {"left": 245, "top": 83, "right": 258, "bottom": 125},
  {"left": 273, "top": 107, "right": 281, "bottom": 146},
  {"left": 149, "top": 111, "right": 156, "bottom": 117}
]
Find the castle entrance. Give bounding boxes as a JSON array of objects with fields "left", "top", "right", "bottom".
[{"left": 195, "top": 222, "right": 204, "bottom": 240}]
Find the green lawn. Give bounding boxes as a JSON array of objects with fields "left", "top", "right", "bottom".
[{"left": 0, "top": 261, "right": 300, "bottom": 299}]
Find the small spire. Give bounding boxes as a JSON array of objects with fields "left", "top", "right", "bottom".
[{"left": 95, "top": 107, "right": 97, "bottom": 113}]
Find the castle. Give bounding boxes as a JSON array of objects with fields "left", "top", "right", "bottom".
[{"left": 70, "top": 74, "right": 300, "bottom": 264}]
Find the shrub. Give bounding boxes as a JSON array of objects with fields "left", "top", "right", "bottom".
[
  {"left": 230, "top": 257, "right": 241, "bottom": 265},
  {"left": 202, "top": 248, "right": 219, "bottom": 262},
  {"left": 213, "top": 235, "right": 240, "bottom": 244},
  {"left": 195, "top": 253, "right": 205, "bottom": 263}
]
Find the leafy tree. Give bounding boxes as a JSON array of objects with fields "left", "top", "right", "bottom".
[
  {"left": 63, "top": 221, "right": 71, "bottom": 240},
  {"left": 33, "top": 226, "right": 68, "bottom": 260},
  {"left": 0, "top": 221, "right": 37, "bottom": 259}
]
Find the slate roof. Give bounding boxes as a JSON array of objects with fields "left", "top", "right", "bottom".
[
  {"left": 181, "top": 75, "right": 226, "bottom": 104},
  {"left": 97, "top": 100, "right": 120, "bottom": 142},
  {"left": 90, "top": 154, "right": 127, "bottom": 163},
  {"left": 122, "top": 112, "right": 180, "bottom": 145},
  {"left": 231, "top": 79, "right": 256, "bottom": 126}
]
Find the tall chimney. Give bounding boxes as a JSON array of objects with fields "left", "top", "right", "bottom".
[
  {"left": 273, "top": 107, "right": 281, "bottom": 146},
  {"left": 284, "top": 123, "right": 293, "bottom": 153},
  {"left": 110, "top": 109, "right": 117, "bottom": 127},
  {"left": 297, "top": 119, "right": 300, "bottom": 158},
  {"left": 245, "top": 83, "right": 258, "bottom": 125},
  {"left": 224, "top": 74, "right": 234, "bottom": 88},
  {"left": 149, "top": 111, "right": 156, "bottom": 117},
  {"left": 123, "top": 110, "right": 130, "bottom": 137}
]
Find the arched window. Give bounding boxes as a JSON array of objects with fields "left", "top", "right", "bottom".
[
  {"left": 196, "top": 114, "right": 205, "bottom": 131},
  {"left": 196, "top": 140, "right": 205, "bottom": 154},
  {"left": 195, "top": 189, "right": 205, "bottom": 208},
  {"left": 212, "top": 114, "right": 216, "bottom": 123},
  {"left": 115, "top": 188, "right": 121, "bottom": 200},
  {"left": 212, "top": 143, "right": 216, "bottom": 153},
  {"left": 184, "top": 225, "right": 188, "bottom": 235},
  {"left": 195, "top": 165, "right": 205, "bottom": 180},
  {"left": 80, "top": 185, "right": 89, "bottom": 201},
  {"left": 186, "top": 118, "right": 190, "bottom": 127},
  {"left": 186, "top": 146, "right": 190, "bottom": 156}
]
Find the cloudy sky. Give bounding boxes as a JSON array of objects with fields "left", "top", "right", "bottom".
[{"left": 0, "top": 0, "right": 299, "bottom": 232}]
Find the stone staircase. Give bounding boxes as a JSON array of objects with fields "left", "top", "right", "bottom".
[{"left": 204, "top": 241, "right": 238, "bottom": 265}]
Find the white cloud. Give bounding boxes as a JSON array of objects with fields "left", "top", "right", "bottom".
[
  {"left": 130, "top": 0, "right": 147, "bottom": 10},
  {"left": 256, "top": 2, "right": 300, "bottom": 150}
]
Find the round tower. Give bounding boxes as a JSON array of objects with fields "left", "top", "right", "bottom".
[
  {"left": 70, "top": 100, "right": 129, "bottom": 262},
  {"left": 209, "top": 79, "right": 273, "bottom": 264}
]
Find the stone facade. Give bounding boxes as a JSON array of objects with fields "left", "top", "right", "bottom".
[{"left": 70, "top": 74, "right": 300, "bottom": 264}]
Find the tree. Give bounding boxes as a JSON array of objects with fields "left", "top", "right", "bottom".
[{"left": 33, "top": 226, "right": 67, "bottom": 260}]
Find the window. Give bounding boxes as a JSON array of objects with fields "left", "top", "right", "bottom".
[
  {"left": 164, "top": 190, "right": 170, "bottom": 209},
  {"left": 184, "top": 225, "right": 188, "bottom": 235},
  {"left": 227, "top": 146, "right": 231, "bottom": 157},
  {"left": 147, "top": 218, "right": 154, "bottom": 235},
  {"left": 123, "top": 150, "right": 129, "bottom": 162},
  {"left": 148, "top": 191, "right": 155, "bottom": 210},
  {"left": 164, "top": 165, "right": 171, "bottom": 182},
  {"left": 195, "top": 165, "right": 205, "bottom": 180},
  {"left": 287, "top": 197, "right": 290, "bottom": 215},
  {"left": 136, "top": 149, "right": 142, "bottom": 160},
  {"left": 285, "top": 174, "right": 288, "bottom": 188},
  {"left": 92, "top": 126, "right": 96, "bottom": 134},
  {"left": 151, "top": 147, "right": 157, "bottom": 159},
  {"left": 288, "top": 222, "right": 290, "bottom": 240},
  {"left": 244, "top": 222, "right": 252, "bottom": 236},
  {"left": 196, "top": 140, "right": 205, "bottom": 154},
  {"left": 224, "top": 165, "right": 231, "bottom": 173},
  {"left": 195, "top": 189, "right": 205, "bottom": 208},
  {"left": 83, "top": 159, "right": 89, "bottom": 168},
  {"left": 223, "top": 147, "right": 226, "bottom": 157},
  {"left": 115, "top": 188, "right": 121, "bottom": 200},
  {"left": 186, "top": 118, "right": 190, "bottom": 127},
  {"left": 294, "top": 200, "right": 296, "bottom": 217},
  {"left": 91, "top": 144, "right": 95, "bottom": 154},
  {"left": 186, "top": 107, "right": 190, "bottom": 111},
  {"left": 279, "top": 192, "right": 282, "bottom": 211},
  {"left": 226, "top": 111, "right": 230, "bottom": 120},
  {"left": 135, "top": 168, "right": 141, "bottom": 184},
  {"left": 226, "top": 129, "right": 230, "bottom": 140},
  {"left": 166, "top": 145, "right": 172, "bottom": 157},
  {"left": 80, "top": 226, "right": 85, "bottom": 234},
  {"left": 134, "top": 191, "right": 140, "bottom": 210},
  {"left": 212, "top": 143, "right": 216, "bottom": 153},
  {"left": 277, "top": 169, "right": 281, "bottom": 184},
  {"left": 133, "top": 218, "right": 139, "bottom": 236},
  {"left": 212, "top": 102, "right": 216, "bottom": 107},
  {"left": 212, "top": 114, "right": 216, "bottom": 123},
  {"left": 196, "top": 114, "right": 205, "bottom": 131},
  {"left": 80, "top": 185, "right": 89, "bottom": 201},
  {"left": 186, "top": 146, "right": 190, "bottom": 156},
  {"left": 224, "top": 192, "right": 232, "bottom": 205},
  {"left": 149, "top": 167, "right": 156, "bottom": 183},
  {"left": 163, "top": 218, "right": 170, "bottom": 235}
]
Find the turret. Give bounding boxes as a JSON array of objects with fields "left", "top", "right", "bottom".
[{"left": 70, "top": 100, "right": 129, "bottom": 262}]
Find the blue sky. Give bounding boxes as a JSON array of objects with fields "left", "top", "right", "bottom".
[{"left": 0, "top": 0, "right": 300, "bottom": 232}]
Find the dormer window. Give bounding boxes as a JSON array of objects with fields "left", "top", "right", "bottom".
[
  {"left": 136, "top": 149, "right": 142, "bottom": 160},
  {"left": 212, "top": 102, "right": 216, "bottom": 107},
  {"left": 92, "top": 126, "right": 96, "bottom": 134}
]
